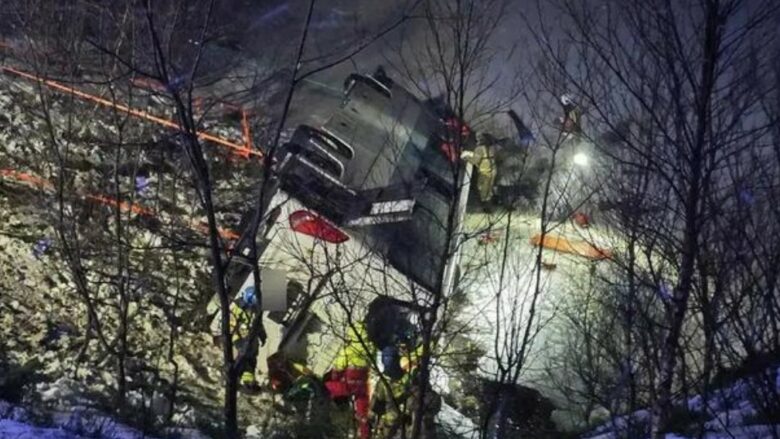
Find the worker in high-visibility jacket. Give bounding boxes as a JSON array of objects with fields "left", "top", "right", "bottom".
[
  {"left": 324, "top": 322, "right": 375, "bottom": 439},
  {"left": 461, "top": 133, "right": 498, "bottom": 206},
  {"left": 267, "top": 352, "right": 316, "bottom": 394},
  {"left": 230, "top": 287, "right": 262, "bottom": 392},
  {"left": 370, "top": 371, "right": 412, "bottom": 439},
  {"left": 371, "top": 342, "right": 441, "bottom": 439}
]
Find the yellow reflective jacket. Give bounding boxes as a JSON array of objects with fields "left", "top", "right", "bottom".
[
  {"left": 230, "top": 302, "right": 253, "bottom": 343},
  {"left": 463, "top": 144, "right": 497, "bottom": 176},
  {"left": 371, "top": 375, "right": 411, "bottom": 428},
  {"left": 333, "top": 323, "right": 374, "bottom": 369}
]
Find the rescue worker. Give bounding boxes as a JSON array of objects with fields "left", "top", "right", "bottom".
[
  {"left": 371, "top": 344, "right": 441, "bottom": 439},
  {"left": 409, "top": 376, "right": 442, "bottom": 439},
  {"left": 230, "top": 287, "right": 262, "bottom": 392},
  {"left": 364, "top": 295, "right": 422, "bottom": 392},
  {"left": 381, "top": 345, "right": 404, "bottom": 381},
  {"left": 370, "top": 343, "right": 418, "bottom": 437},
  {"left": 370, "top": 372, "right": 411, "bottom": 438},
  {"left": 559, "top": 93, "right": 582, "bottom": 138},
  {"left": 461, "top": 133, "right": 499, "bottom": 207},
  {"left": 324, "top": 322, "right": 374, "bottom": 439},
  {"left": 267, "top": 352, "right": 316, "bottom": 394},
  {"left": 404, "top": 342, "right": 442, "bottom": 438}
]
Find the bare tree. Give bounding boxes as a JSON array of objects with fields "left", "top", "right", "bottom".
[
  {"left": 0, "top": 3, "right": 236, "bottom": 434},
  {"left": 3, "top": 0, "right": 430, "bottom": 435},
  {"left": 526, "top": 0, "right": 780, "bottom": 436}
]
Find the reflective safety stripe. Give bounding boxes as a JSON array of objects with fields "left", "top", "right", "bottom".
[{"left": 240, "top": 371, "right": 255, "bottom": 384}]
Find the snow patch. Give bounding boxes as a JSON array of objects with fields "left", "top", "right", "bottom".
[
  {"left": 585, "top": 365, "right": 780, "bottom": 438},
  {"left": 437, "top": 402, "right": 479, "bottom": 438},
  {"left": 1, "top": 400, "right": 161, "bottom": 439}
]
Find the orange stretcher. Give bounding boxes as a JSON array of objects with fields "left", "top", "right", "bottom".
[{"left": 530, "top": 233, "right": 612, "bottom": 260}]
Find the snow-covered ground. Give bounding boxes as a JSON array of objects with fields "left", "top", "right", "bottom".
[
  {"left": 456, "top": 210, "right": 608, "bottom": 400},
  {"left": 0, "top": 399, "right": 159, "bottom": 439},
  {"left": 0, "top": 56, "right": 281, "bottom": 435},
  {"left": 584, "top": 366, "right": 780, "bottom": 439}
]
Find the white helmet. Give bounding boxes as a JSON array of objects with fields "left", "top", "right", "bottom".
[{"left": 560, "top": 93, "right": 575, "bottom": 106}]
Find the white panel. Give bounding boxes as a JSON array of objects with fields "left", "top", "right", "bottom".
[
  {"left": 235, "top": 268, "right": 288, "bottom": 312},
  {"left": 260, "top": 268, "right": 288, "bottom": 312}
]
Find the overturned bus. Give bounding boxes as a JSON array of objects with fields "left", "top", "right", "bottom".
[{"left": 214, "top": 70, "right": 472, "bottom": 376}]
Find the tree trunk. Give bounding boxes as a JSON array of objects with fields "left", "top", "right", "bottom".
[{"left": 650, "top": 3, "right": 721, "bottom": 436}]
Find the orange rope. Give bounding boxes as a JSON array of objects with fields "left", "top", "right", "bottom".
[
  {"left": 85, "top": 194, "right": 155, "bottom": 217},
  {"left": 191, "top": 220, "right": 241, "bottom": 241},
  {"left": 0, "top": 168, "right": 239, "bottom": 241},
  {"left": 0, "top": 60, "right": 252, "bottom": 242},
  {"left": 0, "top": 168, "right": 55, "bottom": 190},
  {"left": 85, "top": 196, "right": 240, "bottom": 240},
  {"left": 1, "top": 66, "right": 262, "bottom": 159}
]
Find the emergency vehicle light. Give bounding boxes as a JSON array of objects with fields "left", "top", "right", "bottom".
[{"left": 289, "top": 210, "right": 349, "bottom": 244}]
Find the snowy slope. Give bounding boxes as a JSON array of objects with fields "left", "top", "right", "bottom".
[
  {"left": 0, "top": 399, "right": 216, "bottom": 439},
  {"left": 0, "top": 400, "right": 157, "bottom": 439},
  {"left": 584, "top": 366, "right": 780, "bottom": 439}
]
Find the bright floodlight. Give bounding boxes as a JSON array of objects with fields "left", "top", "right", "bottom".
[{"left": 573, "top": 152, "right": 589, "bottom": 167}]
